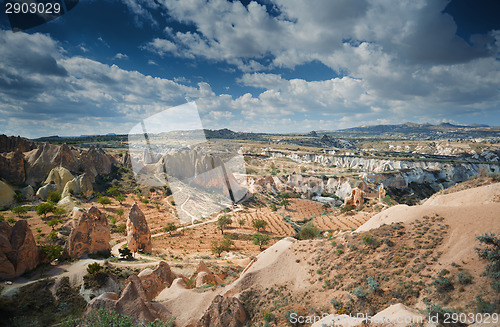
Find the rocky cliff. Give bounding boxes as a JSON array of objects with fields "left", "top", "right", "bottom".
[{"left": 0, "top": 220, "right": 40, "bottom": 279}]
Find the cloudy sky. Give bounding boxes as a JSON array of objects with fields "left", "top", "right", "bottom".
[{"left": 0, "top": 0, "right": 499, "bottom": 138}]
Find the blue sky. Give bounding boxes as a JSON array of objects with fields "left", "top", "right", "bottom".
[{"left": 0, "top": 0, "right": 499, "bottom": 138}]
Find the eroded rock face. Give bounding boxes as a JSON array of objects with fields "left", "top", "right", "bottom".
[
  {"left": 0, "top": 134, "right": 36, "bottom": 153},
  {"left": 0, "top": 180, "right": 15, "bottom": 207},
  {"left": 0, "top": 220, "right": 40, "bottom": 278},
  {"left": 65, "top": 206, "right": 111, "bottom": 258},
  {"left": 81, "top": 145, "right": 115, "bottom": 180},
  {"left": 195, "top": 261, "right": 222, "bottom": 287},
  {"left": 44, "top": 166, "right": 74, "bottom": 192},
  {"left": 344, "top": 188, "right": 365, "bottom": 208},
  {"left": 0, "top": 148, "right": 26, "bottom": 184},
  {"left": 35, "top": 183, "right": 57, "bottom": 200},
  {"left": 137, "top": 261, "right": 175, "bottom": 301},
  {"left": 25, "top": 143, "right": 79, "bottom": 185},
  {"left": 85, "top": 275, "right": 160, "bottom": 325},
  {"left": 197, "top": 295, "right": 247, "bottom": 327},
  {"left": 126, "top": 203, "right": 152, "bottom": 253},
  {"left": 62, "top": 173, "right": 93, "bottom": 198}
]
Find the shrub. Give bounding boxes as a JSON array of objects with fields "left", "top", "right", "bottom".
[
  {"left": 119, "top": 247, "right": 133, "bottom": 260},
  {"left": 84, "top": 263, "right": 109, "bottom": 289},
  {"left": 367, "top": 276, "right": 380, "bottom": 291},
  {"left": 252, "top": 233, "right": 270, "bottom": 250},
  {"left": 141, "top": 197, "right": 149, "bottom": 204},
  {"left": 47, "top": 191, "right": 61, "bottom": 203},
  {"left": 47, "top": 218, "right": 63, "bottom": 230},
  {"left": 106, "top": 187, "right": 120, "bottom": 197},
  {"left": 340, "top": 204, "right": 355, "bottom": 214},
  {"left": 111, "top": 223, "right": 126, "bottom": 235},
  {"left": 299, "top": 226, "right": 319, "bottom": 240},
  {"left": 238, "top": 218, "right": 246, "bottom": 227},
  {"left": 116, "top": 208, "right": 124, "bottom": 217},
  {"left": 12, "top": 206, "right": 28, "bottom": 217},
  {"left": 475, "top": 233, "right": 500, "bottom": 291},
  {"left": 433, "top": 273, "right": 454, "bottom": 293},
  {"left": 457, "top": 271, "right": 473, "bottom": 285},
  {"left": 252, "top": 219, "right": 268, "bottom": 232},
  {"left": 7, "top": 217, "right": 16, "bottom": 224},
  {"left": 361, "top": 233, "right": 378, "bottom": 247},
  {"left": 97, "top": 196, "right": 111, "bottom": 207},
  {"left": 115, "top": 194, "right": 125, "bottom": 204},
  {"left": 14, "top": 192, "right": 26, "bottom": 203},
  {"left": 46, "top": 230, "right": 59, "bottom": 242},
  {"left": 164, "top": 222, "right": 178, "bottom": 235}
]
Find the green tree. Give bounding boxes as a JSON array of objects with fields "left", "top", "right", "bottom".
[
  {"left": 252, "top": 219, "right": 268, "bottom": 232},
  {"left": 97, "top": 196, "right": 112, "bottom": 208},
  {"left": 252, "top": 233, "right": 270, "bottom": 250},
  {"left": 40, "top": 244, "right": 64, "bottom": 262},
  {"left": 217, "top": 215, "right": 232, "bottom": 234},
  {"left": 211, "top": 238, "right": 234, "bottom": 257},
  {"left": 164, "top": 222, "right": 178, "bottom": 235},
  {"left": 37, "top": 202, "right": 56, "bottom": 219},
  {"left": 115, "top": 194, "right": 125, "bottom": 204},
  {"left": 119, "top": 247, "right": 133, "bottom": 260},
  {"left": 12, "top": 206, "right": 28, "bottom": 217}
]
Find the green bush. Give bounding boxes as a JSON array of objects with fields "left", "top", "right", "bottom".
[
  {"left": 299, "top": 226, "right": 319, "bottom": 240},
  {"left": 252, "top": 233, "right": 270, "bottom": 250},
  {"left": 63, "top": 309, "right": 175, "bottom": 327},
  {"left": 164, "top": 222, "right": 178, "bottom": 235},
  {"left": 84, "top": 263, "right": 109, "bottom": 290},
  {"left": 37, "top": 202, "right": 56, "bottom": 219},
  {"left": 475, "top": 233, "right": 500, "bottom": 291},
  {"left": 252, "top": 219, "right": 268, "bottom": 232},
  {"left": 47, "top": 191, "right": 61, "bottom": 203},
  {"left": 12, "top": 206, "right": 28, "bottom": 217}
]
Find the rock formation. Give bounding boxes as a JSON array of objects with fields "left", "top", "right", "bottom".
[
  {"left": 378, "top": 184, "right": 386, "bottom": 200},
  {"left": 61, "top": 173, "right": 93, "bottom": 198},
  {"left": 0, "top": 148, "right": 26, "bottom": 184},
  {"left": 197, "top": 295, "right": 247, "bottom": 327},
  {"left": 195, "top": 261, "right": 222, "bottom": 287},
  {"left": 19, "top": 185, "right": 35, "bottom": 201},
  {"left": 85, "top": 275, "right": 162, "bottom": 325},
  {"left": 0, "top": 220, "right": 39, "bottom": 278},
  {"left": 344, "top": 188, "right": 365, "bottom": 208},
  {"left": 0, "top": 134, "right": 36, "bottom": 153},
  {"left": 65, "top": 206, "right": 111, "bottom": 258},
  {"left": 35, "top": 183, "right": 58, "bottom": 200},
  {"left": 57, "top": 196, "right": 78, "bottom": 213},
  {"left": 136, "top": 261, "right": 176, "bottom": 301},
  {"left": 43, "top": 166, "right": 74, "bottom": 192},
  {"left": 80, "top": 145, "right": 115, "bottom": 180},
  {"left": 0, "top": 180, "right": 15, "bottom": 207},
  {"left": 25, "top": 143, "right": 79, "bottom": 185},
  {"left": 126, "top": 203, "right": 152, "bottom": 253}
]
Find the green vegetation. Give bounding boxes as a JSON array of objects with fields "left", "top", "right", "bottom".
[
  {"left": 83, "top": 263, "right": 109, "bottom": 289},
  {"left": 97, "top": 196, "right": 112, "bottom": 208},
  {"left": 252, "top": 233, "right": 270, "bottom": 250},
  {"left": 14, "top": 192, "right": 26, "bottom": 203},
  {"left": 298, "top": 226, "right": 319, "bottom": 240},
  {"left": 36, "top": 202, "right": 56, "bottom": 219},
  {"left": 164, "top": 222, "right": 178, "bottom": 235},
  {"left": 12, "top": 206, "right": 28, "bottom": 217},
  {"left": 252, "top": 219, "right": 268, "bottom": 232},
  {"left": 116, "top": 208, "right": 124, "bottom": 217},
  {"left": 40, "top": 244, "right": 64, "bottom": 262},
  {"left": 340, "top": 204, "right": 355, "bottom": 214},
  {"left": 217, "top": 215, "right": 232, "bottom": 234},
  {"left": 119, "top": 247, "right": 133, "bottom": 260},
  {"left": 475, "top": 233, "right": 500, "bottom": 291},
  {"left": 115, "top": 194, "right": 126, "bottom": 204},
  {"left": 47, "top": 218, "right": 63, "bottom": 230},
  {"left": 211, "top": 237, "right": 234, "bottom": 257},
  {"left": 106, "top": 187, "right": 120, "bottom": 197},
  {"left": 62, "top": 309, "right": 175, "bottom": 327},
  {"left": 47, "top": 190, "right": 62, "bottom": 203}
]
